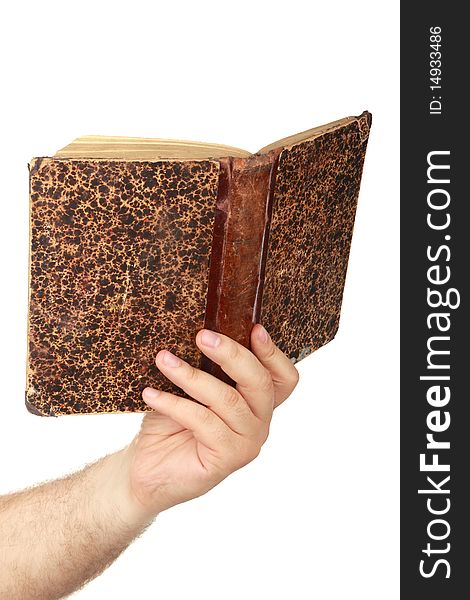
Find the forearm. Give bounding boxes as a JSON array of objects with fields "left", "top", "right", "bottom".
[{"left": 0, "top": 447, "right": 153, "bottom": 600}]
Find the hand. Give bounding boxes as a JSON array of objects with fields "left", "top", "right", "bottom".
[
  {"left": 122, "top": 324, "right": 299, "bottom": 521},
  {"left": 0, "top": 325, "right": 298, "bottom": 598}
]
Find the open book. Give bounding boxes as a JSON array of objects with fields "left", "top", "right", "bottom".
[{"left": 26, "top": 111, "right": 372, "bottom": 416}]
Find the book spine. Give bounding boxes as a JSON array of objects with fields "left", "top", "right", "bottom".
[{"left": 201, "top": 150, "right": 280, "bottom": 385}]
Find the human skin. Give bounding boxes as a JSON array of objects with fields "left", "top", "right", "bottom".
[{"left": 0, "top": 324, "right": 299, "bottom": 599}]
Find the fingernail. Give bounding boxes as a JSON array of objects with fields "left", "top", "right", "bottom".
[
  {"left": 143, "top": 387, "right": 161, "bottom": 401},
  {"left": 257, "top": 324, "right": 270, "bottom": 343},
  {"left": 161, "top": 350, "right": 182, "bottom": 368},
  {"left": 200, "top": 329, "right": 221, "bottom": 348}
]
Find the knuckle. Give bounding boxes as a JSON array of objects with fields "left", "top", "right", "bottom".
[
  {"left": 221, "top": 385, "right": 241, "bottom": 409},
  {"left": 242, "top": 441, "right": 261, "bottom": 465},
  {"left": 263, "top": 341, "right": 277, "bottom": 361},
  {"left": 231, "top": 437, "right": 263, "bottom": 469},
  {"left": 258, "top": 423, "right": 270, "bottom": 445},
  {"left": 259, "top": 369, "right": 274, "bottom": 394},
  {"left": 166, "top": 393, "right": 180, "bottom": 408},
  {"left": 214, "top": 425, "right": 231, "bottom": 445},
  {"left": 227, "top": 341, "right": 240, "bottom": 362},
  {"left": 185, "top": 364, "right": 199, "bottom": 384},
  {"left": 196, "top": 404, "right": 213, "bottom": 425},
  {"left": 288, "top": 367, "right": 300, "bottom": 387}
]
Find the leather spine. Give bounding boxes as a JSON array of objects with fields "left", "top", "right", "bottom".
[{"left": 202, "top": 150, "right": 280, "bottom": 384}]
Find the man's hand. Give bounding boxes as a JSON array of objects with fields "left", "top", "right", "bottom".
[
  {"left": 123, "top": 324, "right": 299, "bottom": 520},
  {"left": 0, "top": 324, "right": 298, "bottom": 599}
]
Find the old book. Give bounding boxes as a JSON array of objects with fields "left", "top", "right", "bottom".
[{"left": 26, "top": 111, "right": 372, "bottom": 416}]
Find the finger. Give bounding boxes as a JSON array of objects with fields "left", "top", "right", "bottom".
[
  {"left": 142, "top": 387, "right": 233, "bottom": 451},
  {"left": 195, "top": 329, "right": 274, "bottom": 422},
  {"left": 154, "top": 350, "right": 254, "bottom": 434},
  {"left": 250, "top": 324, "right": 300, "bottom": 408}
]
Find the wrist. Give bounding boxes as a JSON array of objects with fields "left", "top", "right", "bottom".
[{"left": 95, "top": 447, "right": 157, "bottom": 529}]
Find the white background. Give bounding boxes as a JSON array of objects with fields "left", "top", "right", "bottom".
[{"left": 0, "top": 1, "right": 399, "bottom": 598}]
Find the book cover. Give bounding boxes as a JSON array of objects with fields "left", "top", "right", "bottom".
[{"left": 26, "top": 111, "right": 372, "bottom": 416}]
